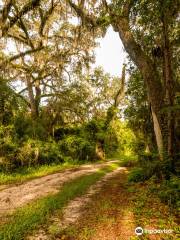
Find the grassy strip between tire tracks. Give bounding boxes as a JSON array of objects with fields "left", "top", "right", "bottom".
[{"left": 0, "top": 163, "right": 119, "bottom": 240}]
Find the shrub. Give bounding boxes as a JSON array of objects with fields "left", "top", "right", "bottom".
[
  {"left": 157, "top": 176, "right": 180, "bottom": 208},
  {"left": 138, "top": 152, "right": 154, "bottom": 166},
  {"left": 59, "top": 135, "right": 95, "bottom": 161},
  {"left": 120, "top": 158, "right": 138, "bottom": 167},
  {"left": 16, "top": 139, "right": 41, "bottom": 167},
  {"left": 39, "top": 141, "right": 64, "bottom": 164},
  {"left": 132, "top": 139, "right": 146, "bottom": 155},
  {"left": 127, "top": 152, "right": 161, "bottom": 182},
  {"left": 14, "top": 114, "right": 48, "bottom": 140},
  {"left": 17, "top": 139, "right": 65, "bottom": 167},
  {"left": 0, "top": 138, "right": 66, "bottom": 172},
  {"left": 0, "top": 125, "right": 18, "bottom": 172},
  {"left": 128, "top": 168, "right": 146, "bottom": 182},
  {"left": 104, "top": 128, "right": 118, "bottom": 157}
]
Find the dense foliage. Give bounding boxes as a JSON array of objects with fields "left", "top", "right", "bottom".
[{"left": 0, "top": 0, "right": 179, "bottom": 209}]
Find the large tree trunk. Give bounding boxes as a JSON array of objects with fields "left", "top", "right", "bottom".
[
  {"left": 112, "top": 2, "right": 177, "bottom": 165},
  {"left": 0, "top": 95, "right": 5, "bottom": 124},
  {"left": 95, "top": 140, "right": 105, "bottom": 160},
  {"left": 113, "top": 14, "right": 164, "bottom": 159},
  {"left": 34, "top": 79, "right": 41, "bottom": 117},
  {"left": 162, "top": 13, "right": 175, "bottom": 164},
  {"left": 26, "top": 78, "right": 39, "bottom": 119},
  {"left": 151, "top": 107, "right": 163, "bottom": 159}
]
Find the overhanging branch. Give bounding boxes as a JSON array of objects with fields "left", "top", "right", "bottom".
[
  {"left": 0, "top": 46, "right": 44, "bottom": 68},
  {"left": 1, "top": 0, "right": 41, "bottom": 36}
]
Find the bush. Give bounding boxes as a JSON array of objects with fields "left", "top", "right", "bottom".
[
  {"left": 156, "top": 176, "right": 180, "bottom": 208},
  {"left": 132, "top": 139, "right": 146, "bottom": 155},
  {"left": 59, "top": 135, "right": 95, "bottom": 161},
  {"left": 17, "top": 139, "right": 65, "bottom": 167},
  {"left": 0, "top": 137, "right": 66, "bottom": 172},
  {"left": 39, "top": 141, "right": 64, "bottom": 164},
  {"left": 15, "top": 116, "right": 48, "bottom": 140},
  {"left": 120, "top": 158, "right": 138, "bottom": 167},
  {"left": 128, "top": 153, "right": 180, "bottom": 209},
  {"left": 0, "top": 125, "right": 18, "bottom": 172},
  {"left": 16, "top": 139, "right": 41, "bottom": 167},
  {"left": 104, "top": 128, "right": 118, "bottom": 157},
  {"left": 128, "top": 168, "right": 146, "bottom": 182},
  {"left": 127, "top": 152, "right": 163, "bottom": 183},
  {"left": 128, "top": 157, "right": 158, "bottom": 182}
]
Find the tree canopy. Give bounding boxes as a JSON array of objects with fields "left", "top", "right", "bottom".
[{"left": 0, "top": 0, "right": 179, "bottom": 177}]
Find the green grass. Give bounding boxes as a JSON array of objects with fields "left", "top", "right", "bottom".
[
  {"left": 0, "top": 162, "right": 81, "bottom": 186},
  {"left": 109, "top": 153, "right": 138, "bottom": 167},
  {"left": 0, "top": 164, "right": 118, "bottom": 240},
  {"left": 0, "top": 155, "right": 122, "bottom": 187}
]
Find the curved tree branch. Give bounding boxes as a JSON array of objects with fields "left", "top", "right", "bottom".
[
  {"left": 0, "top": 46, "right": 44, "bottom": 68},
  {"left": 1, "top": 0, "right": 41, "bottom": 36}
]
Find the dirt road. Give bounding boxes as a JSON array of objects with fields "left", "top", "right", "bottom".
[
  {"left": 0, "top": 161, "right": 117, "bottom": 218},
  {"left": 27, "top": 166, "right": 128, "bottom": 240}
]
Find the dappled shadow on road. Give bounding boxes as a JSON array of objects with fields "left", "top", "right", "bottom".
[
  {"left": 27, "top": 168, "right": 136, "bottom": 240},
  {"left": 54, "top": 168, "right": 178, "bottom": 240},
  {"left": 73, "top": 168, "right": 136, "bottom": 240},
  {"left": 26, "top": 167, "right": 126, "bottom": 240},
  {"left": 22, "top": 162, "right": 179, "bottom": 240}
]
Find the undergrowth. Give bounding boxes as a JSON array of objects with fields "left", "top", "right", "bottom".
[{"left": 127, "top": 153, "right": 180, "bottom": 210}]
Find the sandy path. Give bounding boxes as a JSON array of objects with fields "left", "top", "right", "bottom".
[
  {"left": 0, "top": 161, "right": 117, "bottom": 218},
  {"left": 26, "top": 167, "right": 126, "bottom": 240}
]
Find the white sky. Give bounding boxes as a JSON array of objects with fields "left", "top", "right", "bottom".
[
  {"left": 95, "top": 27, "right": 127, "bottom": 77},
  {"left": 0, "top": 1, "right": 127, "bottom": 77}
]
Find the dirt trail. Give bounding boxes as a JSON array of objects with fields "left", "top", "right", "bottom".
[
  {"left": 27, "top": 167, "right": 128, "bottom": 240},
  {"left": 0, "top": 161, "right": 117, "bottom": 218},
  {"left": 28, "top": 166, "right": 177, "bottom": 240}
]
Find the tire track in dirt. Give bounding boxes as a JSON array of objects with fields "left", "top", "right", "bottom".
[
  {"left": 0, "top": 161, "right": 117, "bottom": 218},
  {"left": 26, "top": 167, "right": 127, "bottom": 240}
]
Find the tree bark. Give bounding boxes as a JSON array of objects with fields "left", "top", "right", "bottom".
[
  {"left": 151, "top": 107, "right": 163, "bottom": 159},
  {"left": 68, "top": 0, "right": 165, "bottom": 159},
  {"left": 26, "top": 78, "right": 39, "bottom": 119},
  {"left": 95, "top": 140, "right": 105, "bottom": 160},
  {"left": 162, "top": 13, "right": 175, "bottom": 162},
  {"left": 113, "top": 14, "right": 164, "bottom": 159},
  {"left": 1, "top": 0, "right": 41, "bottom": 37},
  {"left": 34, "top": 79, "right": 41, "bottom": 117}
]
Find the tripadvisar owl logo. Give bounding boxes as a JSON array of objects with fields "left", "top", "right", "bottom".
[{"left": 135, "top": 227, "right": 144, "bottom": 235}]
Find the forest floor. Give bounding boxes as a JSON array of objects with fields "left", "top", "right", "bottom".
[{"left": 0, "top": 160, "right": 179, "bottom": 240}]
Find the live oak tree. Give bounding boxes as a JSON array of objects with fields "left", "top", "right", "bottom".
[
  {"left": 128, "top": 0, "right": 179, "bottom": 168},
  {"left": 0, "top": 0, "right": 41, "bottom": 37},
  {"left": 0, "top": 0, "right": 179, "bottom": 173},
  {"left": 0, "top": 0, "right": 97, "bottom": 119},
  {"left": 68, "top": 0, "right": 179, "bottom": 170},
  {"left": 0, "top": 0, "right": 43, "bottom": 65}
]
